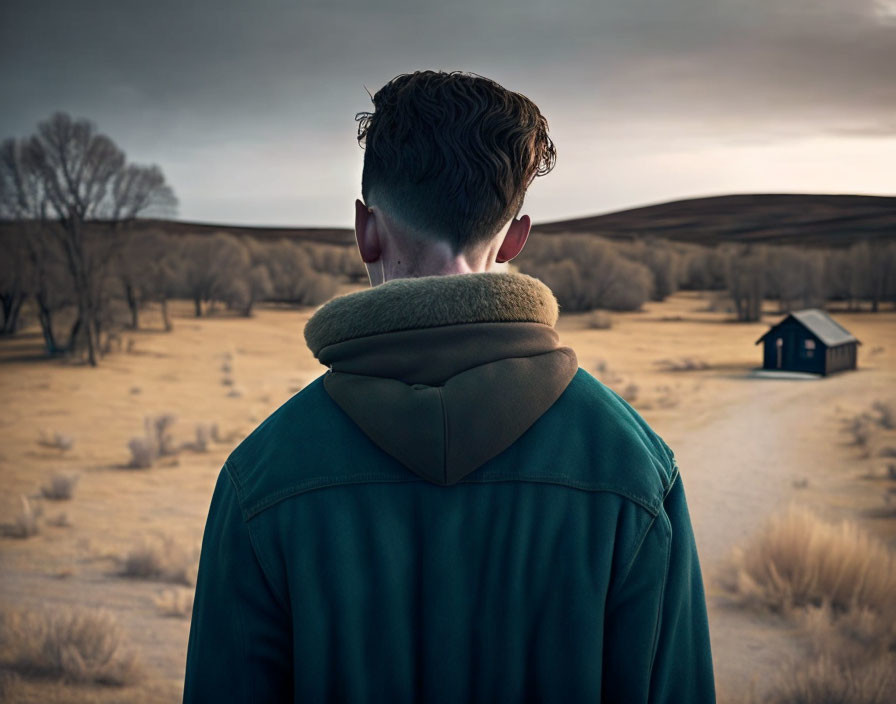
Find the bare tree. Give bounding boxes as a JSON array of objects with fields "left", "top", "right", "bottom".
[
  {"left": 724, "top": 244, "right": 766, "bottom": 322},
  {"left": 516, "top": 233, "right": 651, "bottom": 312},
  {"left": 223, "top": 264, "right": 274, "bottom": 317},
  {"left": 116, "top": 229, "right": 183, "bottom": 330},
  {"left": 682, "top": 247, "right": 727, "bottom": 291},
  {"left": 20, "top": 112, "right": 177, "bottom": 365},
  {"left": 179, "top": 233, "right": 250, "bottom": 316},
  {"left": 251, "top": 239, "right": 340, "bottom": 306},
  {"left": 0, "top": 137, "right": 74, "bottom": 349},
  {"left": 0, "top": 227, "right": 28, "bottom": 334},
  {"left": 856, "top": 240, "right": 896, "bottom": 313}
]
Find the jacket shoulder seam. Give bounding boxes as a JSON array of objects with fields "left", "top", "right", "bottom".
[
  {"left": 241, "top": 474, "right": 664, "bottom": 521},
  {"left": 222, "top": 461, "right": 291, "bottom": 615},
  {"left": 245, "top": 519, "right": 291, "bottom": 615},
  {"left": 647, "top": 505, "right": 673, "bottom": 689},
  {"left": 610, "top": 468, "right": 679, "bottom": 605}
]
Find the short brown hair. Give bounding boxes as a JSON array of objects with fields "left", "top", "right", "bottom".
[{"left": 355, "top": 70, "right": 556, "bottom": 257}]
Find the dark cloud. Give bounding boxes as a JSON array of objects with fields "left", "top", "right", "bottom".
[{"left": 1, "top": 0, "right": 892, "bottom": 225}]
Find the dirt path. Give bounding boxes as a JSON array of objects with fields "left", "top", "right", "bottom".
[{"left": 657, "top": 370, "right": 883, "bottom": 701}]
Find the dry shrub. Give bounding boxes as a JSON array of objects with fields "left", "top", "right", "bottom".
[
  {"left": 655, "top": 385, "right": 680, "bottom": 409},
  {"left": 36, "top": 430, "right": 74, "bottom": 452},
  {"left": 126, "top": 413, "right": 178, "bottom": 468},
  {"left": 757, "top": 652, "right": 896, "bottom": 704},
  {"left": 153, "top": 588, "right": 194, "bottom": 618},
  {"left": 798, "top": 602, "right": 896, "bottom": 663},
  {"left": 0, "top": 606, "right": 142, "bottom": 686},
  {"left": 120, "top": 534, "right": 196, "bottom": 586},
  {"left": 870, "top": 400, "right": 894, "bottom": 430},
  {"left": 39, "top": 473, "right": 79, "bottom": 501},
  {"left": 150, "top": 414, "right": 178, "bottom": 456},
  {"left": 621, "top": 383, "right": 639, "bottom": 404},
  {"left": 586, "top": 310, "right": 612, "bottom": 330},
  {"left": 842, "top": 415, "right": 871, "bottom": 449},
  {"left": 718, "top": 504, "right": 896, "bottom": 616},
  {"left": 127, "top": 436, "right": 156, "bottom": 469},
  {"left": 655, "top": 356, "right": 710, "bottom": 372},
  {"left": 183, "top": 423, "right": 214, "bottom": 453},
  {"left": 2, "top": 496, "right": 41, "bottom": 539},
  {"left": 45, "top": 513, "right": 71, "bottom": 528}
]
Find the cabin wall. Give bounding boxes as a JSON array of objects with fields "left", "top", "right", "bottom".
[
  {"left": 827, "top": 343, "right": 858, "bottom": 373},
  {"left": 762, "top": 319, "right": 826, "bottom": 374}
]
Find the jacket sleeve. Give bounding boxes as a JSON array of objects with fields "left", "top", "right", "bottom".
[
  {"left": 601, "top": 467, "right": 716, "bottom": 703},
  {"left": 183, "top": 464, "right": 292, "bottom": 703}
]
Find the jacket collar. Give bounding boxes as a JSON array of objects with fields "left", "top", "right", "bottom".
[
  {"left": 304, "top": 271, "right": 579, "bottom": 486},
  {"left": 305, "top": 270, "right": 561, "bottom": 356}
]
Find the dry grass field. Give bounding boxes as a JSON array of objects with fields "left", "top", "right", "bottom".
[{"left": 1, "top": 286, "right": 894, "bottom": 702}]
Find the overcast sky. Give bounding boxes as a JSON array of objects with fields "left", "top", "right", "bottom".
[{"left": 1, "top": 0, "right": 894, "bottom": 227}]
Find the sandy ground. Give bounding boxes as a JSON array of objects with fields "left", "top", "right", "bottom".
[{"left": 0, "top": 288, "right": 894, "bottom": 702}]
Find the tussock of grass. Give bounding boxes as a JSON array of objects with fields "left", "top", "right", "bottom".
[
  {"left": 654, "top": 384, "right": 680, "bottom": 409},
  {"left": 120, "top": 534, "right": 196, "bottom": 586},
  {"left": 870, "top": 400, "right": 894, "bottom": 430},
  {"left": 126, "top": 413, "right": 179, "bottom": 468},
  {"left": 39, "top": 473, "right": 79, "bottom": 501},
  {"left": 45, "top": 513, "right": 70, "bottom": 528},
  {"left": 621, "top": 383, "right": 639, "bottom": 403},
  {"left": 798, "top": 602, "right": 896, "bottom": 664},
  {"left": 586, "top": 310, "right": 612, "bottom": 330},
  {"left": 655, "top": 356, "right": 710, "bottom": 371},
  {"left": 36, "top": 430, "right": 74, "bottom": 452},
  {"left": 718, "top": 503, "right": 896, "bottom": 616},
  {"left": 747, "top": 653, "right": 896, "bottom": 704},
  {"left": 0, "top": 607, "right": 142, "bottom": 686},
  {"left": 841, "top": 415, "right": 871, "bottom": 451},
  {"left": 2, "top": 496, "right": 42, "bottom": 539},
  {"left": 153, "top": 588, "right": 194, "bottom": 618}
]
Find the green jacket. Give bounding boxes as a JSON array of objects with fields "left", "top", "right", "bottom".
[{"left": 183, "top": 271, "right": 715, "bottom": 703}]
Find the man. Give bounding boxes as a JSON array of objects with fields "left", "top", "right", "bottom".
[{"left": 183, "top": 69, "right": 715, "bottom": 703}]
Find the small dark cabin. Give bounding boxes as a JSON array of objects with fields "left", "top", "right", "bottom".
[{"left": 755, "top": 309, "right": 860, "bottom": 376}]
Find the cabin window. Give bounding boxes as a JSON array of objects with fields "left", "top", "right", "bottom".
[{"left": 803, "top": 339, "right": 815, "bottom": 358}]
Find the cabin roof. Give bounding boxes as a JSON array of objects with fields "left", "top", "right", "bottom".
[{"left": 755, "top": 308, "right": 860, "bottom": 346}]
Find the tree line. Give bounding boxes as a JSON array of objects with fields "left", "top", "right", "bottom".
[{"left": 515, "top": 233, "right": 896, "bottom": 320}]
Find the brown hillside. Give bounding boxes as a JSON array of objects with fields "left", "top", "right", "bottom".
[{"left": 532, "top": 193, "right": 896, "bottom": 247}]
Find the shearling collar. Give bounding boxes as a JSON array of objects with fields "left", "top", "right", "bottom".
[
  {"left": 303, "top": 270, "right": 579, "bottom": 486},
  {"left": 304, "top": 270, "right": 561, "bottom": 355}
]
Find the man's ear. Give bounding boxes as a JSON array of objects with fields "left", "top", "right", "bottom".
[
  {"left": 355, "top": 199, "right": 382, "bottom": 264},
  {"left": 495, "top": 214, "right": 531, "bottom": 263}
]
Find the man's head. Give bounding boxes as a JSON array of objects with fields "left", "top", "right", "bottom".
[{"left": 353, "top": 70, "right": 556, "bottom": 284}]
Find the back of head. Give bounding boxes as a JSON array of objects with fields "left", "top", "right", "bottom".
[{"left": 355, "top": 70, "right": 556, "bottom": 258}]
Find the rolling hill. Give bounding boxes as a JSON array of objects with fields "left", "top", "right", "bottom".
[{"left": 531, "top": 193, "right": 896, "bottom": 247}]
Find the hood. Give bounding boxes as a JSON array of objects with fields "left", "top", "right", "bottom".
[{"left": 304, "top": 271, "right": 579, "bottom": 486}]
